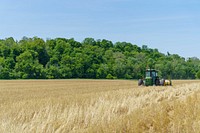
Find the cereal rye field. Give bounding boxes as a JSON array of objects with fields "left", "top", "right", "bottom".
[{"left": 0, "top": 80, "right": 200, "bottom": 133}]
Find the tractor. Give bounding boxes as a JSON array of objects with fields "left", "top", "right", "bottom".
[{"left": 138, "top": 69, "right": 172, "bottom": 86}]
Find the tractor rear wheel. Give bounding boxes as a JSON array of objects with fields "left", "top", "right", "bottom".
[
  {"left": 155, "top": 79, "right": 160, "bottom": 86},
  {"left": 138, "top": 79, "right": 143, "bottom": 86}
]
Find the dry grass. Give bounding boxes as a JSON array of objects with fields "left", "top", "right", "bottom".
[{"left": 0, "top": 80, "right": 200, "bottom": 132}]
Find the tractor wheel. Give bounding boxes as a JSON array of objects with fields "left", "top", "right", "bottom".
[
  {"left": 138, "top": 79, "right": 143, "bottom": 86},
  {"left": 160, "top": 79, "right": 165, "bottom": 86},
  {"left": 155, "top": 79, "right": 160, "bottom": 86}
]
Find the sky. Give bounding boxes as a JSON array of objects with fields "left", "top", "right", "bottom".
[{"left": 0, "top": 0, "right": 200, "bottom": 58}]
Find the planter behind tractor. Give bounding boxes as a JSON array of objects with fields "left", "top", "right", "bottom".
[{"left": 138, "top": 69, "right": 172, "bottom": 86}]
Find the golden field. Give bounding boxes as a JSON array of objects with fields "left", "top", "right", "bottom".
[{"left": 0, "top": 80, "right": 200, "bottom": 133}]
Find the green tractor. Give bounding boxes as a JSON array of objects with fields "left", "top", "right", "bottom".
[{"left": 138, "top": 69, "right": 172, "bottom": 86}]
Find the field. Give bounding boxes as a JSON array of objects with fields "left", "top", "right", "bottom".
[{"left": 0, "top": 80, "right": 200, "bottom": 132}]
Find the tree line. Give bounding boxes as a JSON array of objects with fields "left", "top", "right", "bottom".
[{"left": 0, "top": 37, "right": 200, "bottom": 79}]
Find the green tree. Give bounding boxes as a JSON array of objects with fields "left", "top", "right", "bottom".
[
  {"left": 15, "top": 50, "right": 44, "bottom": 79},
  {"left": 196, "top": 70, "right": 200, "bottom": 79},
  {"left": 0, "top": 37, "right": 199, "bottom": 79},
  {"left": 82, "top": 38, "right": 96, "bottom": 46}
]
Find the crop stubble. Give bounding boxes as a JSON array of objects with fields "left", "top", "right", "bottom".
[{"left": 0, "top": 80, "right": 200, "bottom": 132}]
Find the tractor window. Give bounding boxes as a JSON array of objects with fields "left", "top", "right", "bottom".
[
  {"left": 152, "top": 71, "right": 157, "bottom": 77},
  {"left": 146, "top": 71, "right": 151, "bottom": 77}
]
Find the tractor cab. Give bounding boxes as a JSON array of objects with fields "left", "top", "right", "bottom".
[
  {"left": 145, "top": 69, "right": 157, "bottom": 78},
  {"left": 144, "top": 69, "right": 160, "bottom": 86}
]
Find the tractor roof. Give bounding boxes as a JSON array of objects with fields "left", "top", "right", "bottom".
[{"left": 146, "top": 69, "right": 158, "bottom": 72}]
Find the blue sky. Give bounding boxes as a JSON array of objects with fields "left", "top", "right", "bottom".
[{"left": 1, "top": 0, "right": 200, "bottom": 58}]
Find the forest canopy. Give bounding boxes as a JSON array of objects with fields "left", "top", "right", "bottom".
[{"left": 0, "top": 37, "right": 200, "bottom": 79}]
